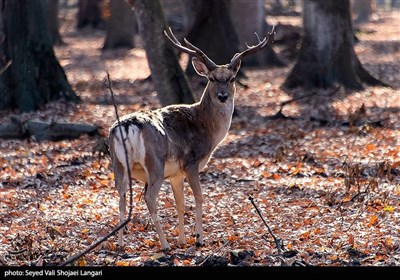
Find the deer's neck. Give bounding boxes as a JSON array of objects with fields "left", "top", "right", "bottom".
[{"left": 195, "top": 87, "right": 234, "bottom": 147}]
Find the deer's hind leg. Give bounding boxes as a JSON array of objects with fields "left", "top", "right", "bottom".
[
  {"left": 112, "top": 156, "right": 129, "bottom": 247},
  {"left": 143, "top": 156, "right": 170, "bottom": 251}
]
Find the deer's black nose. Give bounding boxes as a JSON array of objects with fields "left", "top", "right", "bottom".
[{"left": 217, "top": 91, "right": 228, "bottom": 103}]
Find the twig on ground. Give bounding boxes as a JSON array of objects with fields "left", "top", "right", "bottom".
[
  {"left": 197, "top": 240, "right": 230, "bottom": 266},
  {"left": 0, "top": 60, "right": 12, "bottom": 76},
  {"left": 249, "top": 196, "right": 283, "bottom": 256},
  {"left": 59, "top": 72, "right": 134, "bottom": 266},
  {"left": 268, "top": 87, "right": 340, "bottom": 120}
]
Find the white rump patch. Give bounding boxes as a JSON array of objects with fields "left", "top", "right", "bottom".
[{"left": 113, "top": 126, "right": 146, "bottom": 171}]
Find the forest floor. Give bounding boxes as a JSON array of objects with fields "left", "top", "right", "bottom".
[{"left": 1, "top": 9, "right": 400, "bottom": 267}]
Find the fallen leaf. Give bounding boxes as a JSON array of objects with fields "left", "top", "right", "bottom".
[
  {"left": 368, "top": 215, "right": 379, "bottom": 227},
  {"left": 348, "top": 234, "right": 354, "bottom": 247},
  {"left": 365, "top": 144, "right": 377, "bottom": 152},
  {"left": 272, "top": 174, "right": 281, "bottom": 180},
  {"left": 299, "top": 231, "right": 310, "bottom": 240},
  {"left": 383, "top": 205, "right": 394, "bottom": 212}
]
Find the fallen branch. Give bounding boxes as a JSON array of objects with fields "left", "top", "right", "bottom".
[
  {"left": 267, "top": 87, "right": 339, "bottom": 120},
  {"left": 249, "top": 196, "right": 283, "bottom": 256},
  {"left": 197, "top": 240, "right": 230, "bottom": 266},
  {"left": 0, "top": 118, "right": 98, "bottom": 141},
  {"left": 0, "top": 60, "right": 12, "bottom": 76},
  {"left": 60, "top": 72, "right": 134, "bottom": 266}
]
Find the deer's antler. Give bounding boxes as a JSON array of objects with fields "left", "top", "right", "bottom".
[
  {"left": 164, "top": 27, "right": 217, "bottom": 71},
  {"left": 229, "top": 26, "right": 276, "bottom": 69}
]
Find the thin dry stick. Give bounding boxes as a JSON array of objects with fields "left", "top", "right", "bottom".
[
  {"left": 59, "top": 72, "right": 133, "bottom": 266},
  {"left": 271, "top": 87, "right": 340, "bottom": 119},
  {"left": 106, "top": 71, "right": 135, "bottom": 226},
  {"left": 197, "top": 240, "right": 230, "bottom": 266},
  {"left": 0, "top": 60, "right": 12, "bottom": 76},
  {"left": 249, "top": 196, "right": 283, "bottom": 256}
]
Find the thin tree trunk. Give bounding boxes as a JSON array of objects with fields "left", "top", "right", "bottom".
[
  {"left": 77, "top": 0, "right": 104, "bottom": 30},
  {"left": 183, "top": 0, "right": 239, "bottom": 75},
  {"left": 352, "top": 0, "right": 373, "bottom": 23},
  {"left": 103, "top": 0, "right": 136, "bottom": 50},
  {"left": 230, "top": 0, "right": 284, "bottom": 67},
  {"left": 47, "top": 0, "right": 63, "bottom": 45},
  {"left": 134, "top": 0, "right": 195, "bottom": 106}
]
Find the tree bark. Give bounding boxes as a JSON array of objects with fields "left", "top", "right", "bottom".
[
  {"left": 47, "top": 0, "right": 63, "bottom": 45},
  {"left": 283, "top": 0, "right": 386, "bottom": 89},
  {"left": 183, "top": 0, "right": 239, "bottom": 75},
  {"left": 77, "top": 0, "right": 104, "bottom": 30},
  {"left": 103, "top": 0, "right": 136, "bottom": 50},
  {"left": 134, "top": 0, "right": 195, "bottom": 106},
  {"left": 230, "top": 0, "right": 284, "bottom": 67},
  {"left": 0, "top": 0, "right": 79, "bottom": 112},
  {"left": 352, "top": 0, "right": 373, "bottom": 23},
  {"left": 160, "top": 0, "right": 187, "bottom": 33}
]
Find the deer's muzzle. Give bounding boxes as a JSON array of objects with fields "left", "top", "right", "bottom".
[{"left": 217, "top": 91, "right": 229, "bottom": 103}]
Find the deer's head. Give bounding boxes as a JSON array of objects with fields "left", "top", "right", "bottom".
[{"left": 164, "top": 27, "right": 275, "bottom": 105}]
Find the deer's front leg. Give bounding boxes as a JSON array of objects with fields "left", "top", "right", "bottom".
[
  {"left": 185, "top": 167, "right": 203, "bottom": 247},
  {"left": 170, "top": 177, "right": 186, "bottom": 245}
]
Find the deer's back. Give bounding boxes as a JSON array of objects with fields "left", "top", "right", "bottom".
[{"left": 109, "top": 105, "right": 218, "bottom": 180}]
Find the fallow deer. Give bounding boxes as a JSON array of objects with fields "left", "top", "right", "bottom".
[{"left": 108, "top": 27, "right": 275, "bottom": 250}]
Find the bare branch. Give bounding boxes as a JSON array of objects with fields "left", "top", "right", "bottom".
[
  {"left": 249, "top": 195, "right": 283, "bottom": 256},
  {"left": 59, "top": 72, "right": 134, "bottom": 266},
  {"left": 0, "top": 60, "right": 12, "bottom": 76},
  {"left": 197, "top": 240, "right": 230, "bottom": 266}
]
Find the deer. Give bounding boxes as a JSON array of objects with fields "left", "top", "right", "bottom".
[{"left": 108, "top": 26, "right": 275, "bottom": 251}]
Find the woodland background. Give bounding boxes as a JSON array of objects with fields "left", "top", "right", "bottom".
[{"left": 0, "top": 0, "right": 399, "bottom": 266}]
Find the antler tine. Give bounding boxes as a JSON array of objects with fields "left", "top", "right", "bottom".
[
  {"left": 165, "top": 27, "right": 182, "bottom": 45},
  {"left": 183, "top": 38, "right": 217, "bottom": 70},
  {"left": 164, "top": 27, "right": 196, "bottom": 56},
  {"left": 229, "top": 26, "right": 276, "bottom": 68},
  {"left": 164, "top": 27, "right": 217, "bottom": 70}
]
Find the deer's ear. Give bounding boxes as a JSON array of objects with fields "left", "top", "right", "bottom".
[
  {"left": 192, "top": 57, "right": 209, "bottom": 77},
  {"left": 229, "top": 59, "right": 241, "bottom": 75}
]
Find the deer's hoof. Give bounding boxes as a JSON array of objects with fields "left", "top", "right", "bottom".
[
  {"left": 195, "top": 233, "right": 203, "bottom": 247},
  {"left": 178, "top": 237, "right": 187, "bottom": 245},
  {"left": 161, "top": 246, "right": 171, "bottom": 252}
]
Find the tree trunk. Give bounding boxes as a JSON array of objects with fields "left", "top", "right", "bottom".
[
  {"left": 134, "top": 0, "right": 195, "bottom": 106},
  {"left": 47, "top": 0, "right": 63, "bottom": 45},
  {"left": 77, "top": 0, "right": 104, "bottom": 30},
  {"left": 352, "top": 0, "right": 373, "bottom": 23},
  {"left": 283, "top": 0, "right": 385, "bottom": 89},
  {"left": 160, "top": 0, "right": 187, "bottom": 33},
  {"left": 271, "top": 0, "right": 284, "bottom": 14},
  {"left": 230, "top": 0, "right": 284, "bottom": 67},
  {"left": 103, "top": 0, "right": 136, "bottom": 50},
  {"left": 0, "top": 0, "right": 79, "bottom": 112},
  {"left": 183, "top": 0, "right": 239, "bottom": 75}
]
